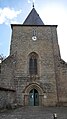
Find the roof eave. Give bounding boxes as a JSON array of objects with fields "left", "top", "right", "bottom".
[{"left": 11, "top": 24, "right": 58, "bottom": 28}]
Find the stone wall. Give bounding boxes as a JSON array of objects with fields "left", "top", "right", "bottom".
[
  {"left": 0, "top": 88, "right": 15, "bottom": 109},
  {"left": 0, "top": 24, "right": 67, "bottom": 107},
  {"left": 0, "top": 55, "right": 16, "bottom": 109},
  {"left": 0, "top": 54, "right": 16, "bottom": 89},
  {"left": 10, "top": 25, "right": 58, "bottom": 106},
  {"left": 58, "top": 60, "right": 67, "bottom": 105}
]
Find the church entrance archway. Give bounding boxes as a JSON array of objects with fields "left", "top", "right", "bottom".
[
  {"left": 29, "top": 89, "right": 39, "bottom": 106},
  {"left": 24, "top": 83, "right": 44, "bottom": 106}
]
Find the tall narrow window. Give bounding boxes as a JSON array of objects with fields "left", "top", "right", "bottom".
[
  {"left": 29, "top": 52, "right": 38, "bottom": 75},
  {"left": 0, "top": 64, "right": 1, "bottom": 73}
]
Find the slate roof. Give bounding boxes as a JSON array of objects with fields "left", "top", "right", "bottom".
[{"left": 23, "top": 8, "right": 44, "bottom": 25}]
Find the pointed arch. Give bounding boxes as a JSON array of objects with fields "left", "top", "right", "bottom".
[
  {"left": 23, "top": 83, "right": 44, "bottom": 95},
  {"left": 28, "top": 52, "right": 38, "bottom": 75},
  {"left": 23, "top": 83, "right": 44, "bottom": 106}
]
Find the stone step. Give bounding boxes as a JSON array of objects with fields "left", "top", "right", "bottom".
[{"left": 0, "top": 106, "right": 67, "bottom": 119}]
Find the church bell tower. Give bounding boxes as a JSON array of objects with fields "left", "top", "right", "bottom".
[{"left": 10, "top": 6, "right": 60, "bottom": 106}]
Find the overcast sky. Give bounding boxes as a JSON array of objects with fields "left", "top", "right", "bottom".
[{"left": 0, "top": 0, "right": 67, "bottom": 62}]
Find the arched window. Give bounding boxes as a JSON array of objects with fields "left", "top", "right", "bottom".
[{"left": 29, "top": 52, "right": 38, "bottom": 75}]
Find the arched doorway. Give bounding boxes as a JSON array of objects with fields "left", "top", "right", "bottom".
[
  {"left": 24, "top": 83, "right": 44, "bottom": 106},
  {"left": 29, "top": 89, "right": 39, "bottom": 106}
]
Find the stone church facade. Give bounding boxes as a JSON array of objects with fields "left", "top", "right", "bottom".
[{"left": 0, "top": 7, "right": 67, "bottom": 108}]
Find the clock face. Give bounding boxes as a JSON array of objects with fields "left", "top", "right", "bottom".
[{"left": 32, "top": 36, "right": 37, "bottom": 41}]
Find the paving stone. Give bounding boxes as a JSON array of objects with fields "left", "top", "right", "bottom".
[{"left": 0, "top": 106, "right": 67, "bottom": 119}]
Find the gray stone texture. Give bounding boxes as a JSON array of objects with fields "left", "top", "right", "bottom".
[
  {"left": 0, "top": 9, "right": 67, "bottom": 108},
  {"left": 0, "top": 106, "right": 67, "bottom": 119}
]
